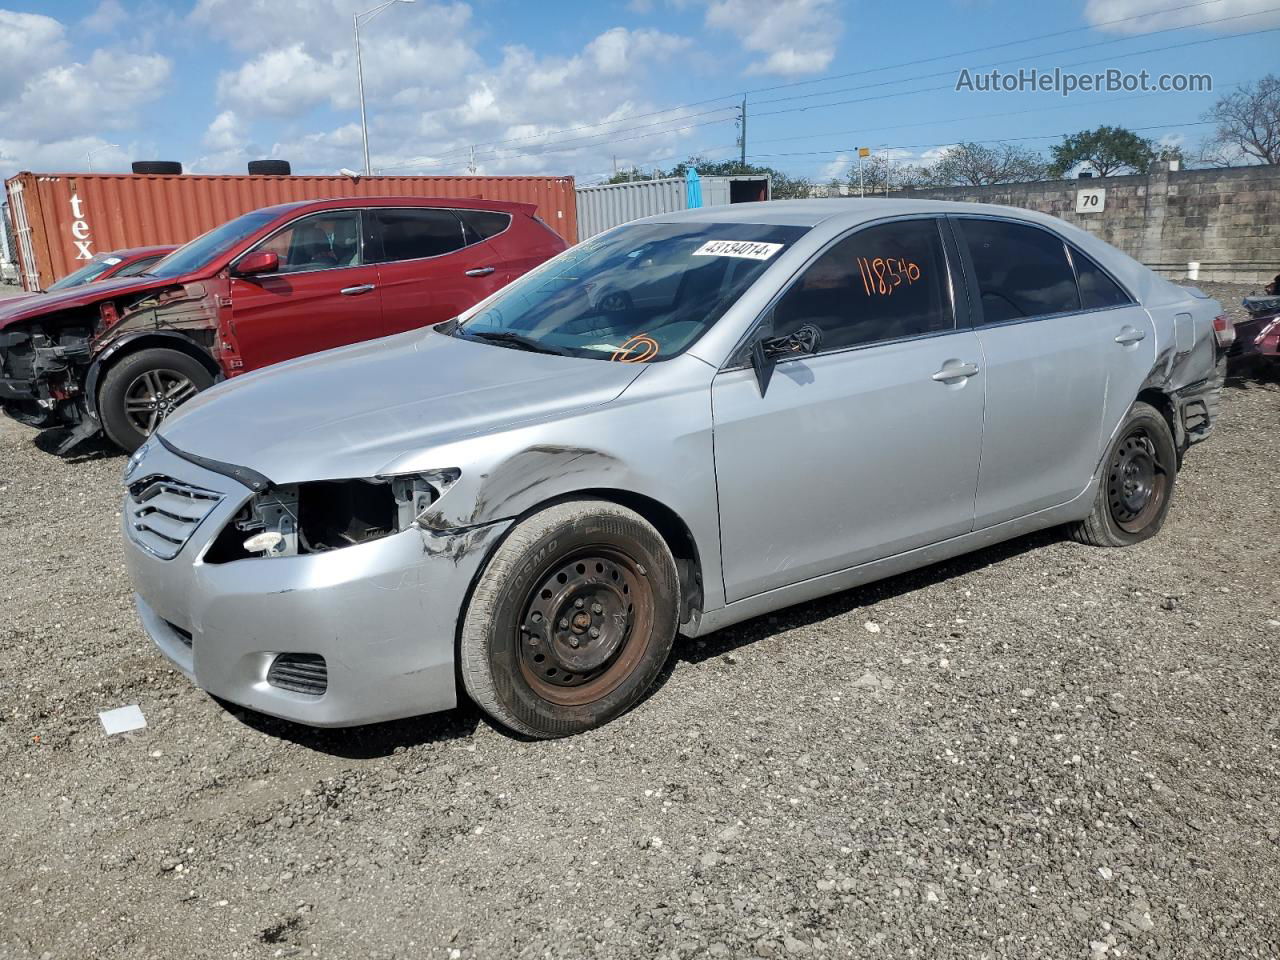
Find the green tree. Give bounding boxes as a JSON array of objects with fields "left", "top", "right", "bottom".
[{"left": 1049, "top": 126, "right": 1154, "bottom": 178}]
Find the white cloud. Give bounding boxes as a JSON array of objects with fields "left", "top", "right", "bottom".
[
  {"left": 0, "top": 11, "right": 68, "bottom": 88},
  {"left": 704, "top": 0, "right": 842, "bottom": 75},
  {"left": 83, "top": 0, "right": 128, "bottom": 32},
  {"left": 1083, "top": 0, "right": 1280, "bottom": 33},
  {"left": 5, "top": 50, "right": 172, "bottom": 141}
]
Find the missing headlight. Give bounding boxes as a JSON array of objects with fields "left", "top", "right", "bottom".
[{"left": 203, "top": 471, "right": 457, "bottom": 563}]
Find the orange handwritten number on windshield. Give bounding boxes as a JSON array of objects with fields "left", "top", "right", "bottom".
[
  {"left": 856, "top": 257, "right": 921, "bottom": 296},
  {"left": 611, "top": 334, "right": 660, "bottom": 363}
]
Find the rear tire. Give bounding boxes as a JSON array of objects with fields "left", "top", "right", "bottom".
[
  {"left": 1068, "top": 401, "right": 1177, "bottom": 547},
  {"left": 97, "top": 348, "right": 214, "bottom": 453},
  {"left": 459, "top": 500, "right": 679, "bottom": 739}
]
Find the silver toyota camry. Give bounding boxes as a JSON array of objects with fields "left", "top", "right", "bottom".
[{"left": 120, "top": 199, "right": 1227, "bottom": 738}]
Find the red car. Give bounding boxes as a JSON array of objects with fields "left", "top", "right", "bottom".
[
  {"left": 0, "top": 197, "right": 567, "bottom": 452},
  {"left": 46, "top": 245, "right": 177, "bottom": 291}
]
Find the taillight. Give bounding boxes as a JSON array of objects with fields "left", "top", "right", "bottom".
[{"left": 1212, "top": 313, "right": 1235, "bottom": 349}]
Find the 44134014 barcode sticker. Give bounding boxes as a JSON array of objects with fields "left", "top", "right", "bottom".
[{"left": 691, "top": 240, "right": 784, "bottom": 260}]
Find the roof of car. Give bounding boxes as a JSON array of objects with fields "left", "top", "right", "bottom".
[
  {"left": 648, "top": 198, "right": 1189, "bottom": 309},
  {"left": 253, "top": 196, "right": 537, "bottom": 218},
  {"left": 649, "top": 197, "right": 1070, "bottom": 228},
  {"left": 109, "top": 244, "right": 177, "bottom": 258}
]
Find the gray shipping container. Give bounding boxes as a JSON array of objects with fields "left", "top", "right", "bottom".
[{"left": 575, "top": 174, "right": 771, "bottom": 240}]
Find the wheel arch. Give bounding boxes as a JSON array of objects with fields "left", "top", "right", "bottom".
[
  {"left": 1134, "top": 386, "right": 1183, "bottom": 466},
  {"left": 458, "top": 487, "right": 706, "bottom": 643},
  {"left": 85, "top": 332, "right": 221, "bottom": 420}
]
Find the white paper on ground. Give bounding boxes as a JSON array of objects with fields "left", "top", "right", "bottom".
[{"left": 99, "top": 704, "right": 147, "bottom": 735}]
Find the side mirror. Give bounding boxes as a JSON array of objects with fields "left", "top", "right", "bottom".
[
  {"left": 233, "top": 251, "right": 279, "bottom": 277},
  {"left": 750, "top": 323, "right": 822, "bottom": 396}
]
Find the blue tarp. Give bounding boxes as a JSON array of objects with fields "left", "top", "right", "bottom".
[{"left": 685, "top": 169, "right": 702, "bottom": 209}]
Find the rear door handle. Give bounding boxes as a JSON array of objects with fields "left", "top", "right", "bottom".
[
  {"left": 931, "top": 361, "right": 980, "bottom": 381},
  {"left": 340, "top": 284, "right": 376, "bottom": 296},
  {"left": 465, "top": 266, "right": 495, "bottom": 277},
  {"left": 1115, "top": 327, "right": 1146, "bottom": 345}
]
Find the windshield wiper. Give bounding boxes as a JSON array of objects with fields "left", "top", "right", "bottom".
[{"left": 463, "top": 330, "right": 565, "bottom": 356}]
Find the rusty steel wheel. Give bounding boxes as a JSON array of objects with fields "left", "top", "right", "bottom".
[
  {"left": 1069, "top": 401, "right": 1177, "bottom": 548},
  {"left": 517, "top": 549, "right": 654, "bottom": 705},
  {"left": 1106, "top": 426, "right": 1171, "bottom": 534},
  {"left": 460, "top": 500, "right": 680, "bottom": 739}
]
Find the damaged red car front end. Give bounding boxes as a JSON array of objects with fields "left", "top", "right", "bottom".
[{"left": 1232, "top": 295, "right": 1280, "bottom": 366}]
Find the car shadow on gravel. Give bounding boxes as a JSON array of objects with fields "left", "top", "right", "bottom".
[
  {"left": 218, "top": 696, "right": 483, "bottom": 759},
  {"left": 32, "top": 427, "right": 124, "bottom": 463},
  {"left": 669, "top": 526, "right": 1066, "bottom": 670}
]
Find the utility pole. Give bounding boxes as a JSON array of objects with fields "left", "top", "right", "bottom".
[
  {"left": 737, "top": 96, "right": 747, "bottom": 168},
  {"left": 857, "top": 146, "right": 869, "bottom": 198},
  {"left": 467, "top": 146, "right": 477, "bottom": 175}
]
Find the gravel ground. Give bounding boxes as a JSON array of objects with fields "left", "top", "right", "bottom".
[{"left": 1, "top": 281, "right": 1278, "bottom": 960}]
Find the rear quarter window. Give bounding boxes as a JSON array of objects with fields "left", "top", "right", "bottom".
[
  {"left": 460, "top": 210, "right": 512, "bottom": 243},
  {"left": 1071, "top": 247, "right": 1133, "bottom": 309}
]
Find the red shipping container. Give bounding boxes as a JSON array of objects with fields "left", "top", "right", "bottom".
[{"left": 5, "top": 171, "right": 577, "bottom": 290}]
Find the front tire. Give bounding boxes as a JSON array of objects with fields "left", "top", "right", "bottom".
[
  {"left": 1068, "top": 400, "right": 1177, "bottom": 547},
  {"left": 460, "top": 500, "right": 679, "bottom": 739},
  {"left": 98, "top": 348, "right": 214, "bottom": 453}
]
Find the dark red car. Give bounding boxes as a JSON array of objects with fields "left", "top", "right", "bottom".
[
  {"left": 46, "top": 245, "right": 177, "bottom": 291},
  {"left": 0, "top": 197, "right": 567, "bottom": 452}
]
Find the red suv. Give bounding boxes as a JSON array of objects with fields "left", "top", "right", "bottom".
[{"left": 0, "top": 197, "right": 566, "bottom": 452}]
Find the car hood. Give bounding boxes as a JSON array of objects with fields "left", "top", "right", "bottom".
[
  {"left": 158, "top": 328, "right": 648, "bottom": 484},
  {"left": 0, "top": 274, "right": 187, "bottom": 329}
]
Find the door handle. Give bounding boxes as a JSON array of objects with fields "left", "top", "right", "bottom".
[
  {"left": 931, "top": 361, "right": 980, "bottom": 382},
  {"left": 340, "top": 284, "right": 376, "bottom": 296},
  {"left": 1115, "top": 327, "right": 1146, "bottom": 345},
  {"left": 465, "top": 266, "right": 496, "bottom": 277}
]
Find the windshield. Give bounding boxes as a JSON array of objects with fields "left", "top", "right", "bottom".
[
  {"left": 454, "top": 222, "right": 808, "bottom": 361},
  {"left": 147, "top": 209, "right": 280, "bottom": 279},
  {"left": 47, "top": 255, "right": 117, "bottom": 291}
]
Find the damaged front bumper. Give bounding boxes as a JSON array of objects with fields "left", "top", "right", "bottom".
[
  {"left": 0, "top": 327, "right": 94, "bottom": 436},
  {"left": 122, "top": 440, "right": 509, "bottom": 727}
]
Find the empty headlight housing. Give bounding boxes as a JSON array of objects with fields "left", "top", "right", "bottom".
[{"left": 204, "top": 469, "right": 460, "bottom": 562}]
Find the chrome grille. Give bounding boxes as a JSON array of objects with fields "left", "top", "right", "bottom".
[{"left": 126, "top": 475, "right": 223, "bottom": 560}]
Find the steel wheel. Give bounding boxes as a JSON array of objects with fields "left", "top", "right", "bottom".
[
  {"left": 122, "top": 369, "right": 198, "bottom": 436},
  {"left": 1106, "top": 425, "right": 1171, "bottom": 534},
  {"left": 517, "top": 548, "right": 654, "bottom": 706}
]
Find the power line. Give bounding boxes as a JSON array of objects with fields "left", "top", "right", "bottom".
[
  {"left": 391, "top": 16, "right": 1274, "bottom": 176},
  {"left": 384, "top": 0, "right": 1233, "bottom": 169}
]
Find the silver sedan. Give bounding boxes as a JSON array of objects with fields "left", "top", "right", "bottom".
[{"left": 120, "top": 199, "right": 1227, "bottom": 737}]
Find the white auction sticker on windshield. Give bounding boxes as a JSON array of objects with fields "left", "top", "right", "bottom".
[{"left": 692, "top": 240, "right": 784, "bottom": 260}]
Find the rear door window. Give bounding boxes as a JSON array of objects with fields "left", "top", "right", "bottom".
[
  {"left": 372, "top": 209, "right": 467, "bottom": 262},
  {"left": 770, "top": 218, "right": 954, "bottom": 353},
  {"left": 955, "top": 218, "right": 1080, "bottom": 322},
  {"left": 1071, "top": 246, "right": 1133, "bottom": 309}
]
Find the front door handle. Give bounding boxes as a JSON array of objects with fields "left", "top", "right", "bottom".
[
  {"left": 1115, "top": 326, "right": 1147, "bottom": 345},
  {"left": 341, "top": 283, "right": 376, "bottom": 296},
  {"left": 465, "top": 266, "right": 496, "bottom": 277},
  {"left": 931, "top": 361, "right": 980, "bottom": 382}
]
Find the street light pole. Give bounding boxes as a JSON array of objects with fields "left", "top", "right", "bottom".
[
  {"left": 354, "top": 0, "right": 415, "bottom": 176},
  {"left": 86, "top": 144, "right": 119, "bottom": 172}
]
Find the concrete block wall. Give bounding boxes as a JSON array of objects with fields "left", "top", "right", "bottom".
[{"left": 900, "top": 163, "right": 1279, "bottom": 284}]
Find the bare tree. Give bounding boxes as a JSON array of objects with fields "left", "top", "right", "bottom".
[
  {"left": 1201, "top": 74, "right": 1280, "bottom": 166},
  {"left": 926, "top": 142, "right": 1050, "bottom": 186}
]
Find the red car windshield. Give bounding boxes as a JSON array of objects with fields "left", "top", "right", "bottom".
[
  {"left": 148, "top": 209, "right": 280, "bottom": 279},
  {"left": 47, "top": 255, "right": 118, "bottom": 291}
]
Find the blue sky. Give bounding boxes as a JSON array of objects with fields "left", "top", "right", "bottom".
[{"left": 1, "top": 0, "right": 1276, "bottom": 184}]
